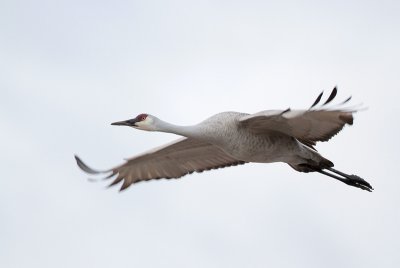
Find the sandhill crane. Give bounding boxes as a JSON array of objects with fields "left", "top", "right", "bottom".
[{"left": 75, "top": 87, "right": 373, "bottom": 192}]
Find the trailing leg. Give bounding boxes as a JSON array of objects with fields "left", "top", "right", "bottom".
[
  {"left": 290, "top": 162, "right": 373, "bottom": 192},
  {"left": 327, "top": 167, "right": 373, "bottom": 191},
  {"left": 314, "top": 167, "right": 373, "bottom": 192}
]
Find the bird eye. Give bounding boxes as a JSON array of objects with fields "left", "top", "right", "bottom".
[{"left": 136, "top": 114, "right": 148, "bottom": 121}]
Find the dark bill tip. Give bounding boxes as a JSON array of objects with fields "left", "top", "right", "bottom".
[{"left": 111, "top": 119, "right": 136, "bottom": 126}]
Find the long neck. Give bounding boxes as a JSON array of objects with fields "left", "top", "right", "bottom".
[{"left": 154, "top": 118, "right": 200, "bottom": 139}]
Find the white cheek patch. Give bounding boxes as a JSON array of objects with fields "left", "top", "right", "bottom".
[{"left": 136, "top": 120, "right": 153, "bottom": 131}]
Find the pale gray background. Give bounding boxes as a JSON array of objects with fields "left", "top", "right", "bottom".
[{"left": 1, "top": 0, "right": 399, "bottom": 267}]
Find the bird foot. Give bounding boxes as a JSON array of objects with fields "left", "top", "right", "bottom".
[{"left": 344, "top": 175, "right": 373, "bottom": 192}]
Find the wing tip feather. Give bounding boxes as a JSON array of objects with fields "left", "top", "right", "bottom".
[
  {"left": 323, "top": 87, "right": 338, "bottom": 105},
  {"left": 310, "top": 91, "right": 324, "bottom": 109},
  {"left": 119, "top": 183, "right": 131, "bottom": 191},
  {"left": 74, "top": 155, "right": 104, "bottom": 174}
]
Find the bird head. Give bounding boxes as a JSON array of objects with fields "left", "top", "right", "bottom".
[{"left": 111, "top": 113, "right": 156, "bottom": 131}]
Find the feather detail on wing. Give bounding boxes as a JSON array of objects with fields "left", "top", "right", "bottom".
[
  {"left": 75, "top": 138, "right": 245, "bottom": 191},
  {"left": 239, "top": 88, "right": 356, "bottom": 146}
]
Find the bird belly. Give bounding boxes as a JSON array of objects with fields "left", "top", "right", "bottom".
[
  {"left": 218, "top": 132, "right": 303, "bottom": 164},
  {"left": 229, "top": 147, "right": 296, "bottom": 164}
]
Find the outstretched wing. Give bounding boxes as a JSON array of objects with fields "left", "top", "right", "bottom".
[
  {"left": 239, "top": 88, "right": 356, "bottom": 147},
  {"left": 75, "top": 138, "right": 245, "bottom": 191}
]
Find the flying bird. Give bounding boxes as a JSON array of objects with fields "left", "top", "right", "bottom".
[{"left": 75, "top": 87, "right": 373, "bottom": 192}]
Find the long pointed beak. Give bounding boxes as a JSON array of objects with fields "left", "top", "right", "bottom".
[{"left": 111, "top": 119, "right": 136, "bottom": 126}]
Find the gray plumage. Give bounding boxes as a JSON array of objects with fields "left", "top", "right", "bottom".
[{"left": 75, "top": 87, "right": 373, "bottom": 192}]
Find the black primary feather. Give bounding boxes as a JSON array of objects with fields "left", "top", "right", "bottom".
[
  {"left": 310, "top": 91, "right": 324, "bottom": 109},
  {"left": 339, "top": 96, "right": 352, "bottom": 105},
  {"left": 280, "top": 108, "right": 291, "bottom": 115},
  {"left": 323, "top": 87, "right": 338, "bottom": 105}
]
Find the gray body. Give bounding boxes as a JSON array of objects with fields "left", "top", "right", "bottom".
[{"left": 183, "top": 112, "right": 321, "bottom": 166}]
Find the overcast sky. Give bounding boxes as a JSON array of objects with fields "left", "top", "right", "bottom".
[{"left": 1, "top": 0, "right": 400, "bottom": 267}]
